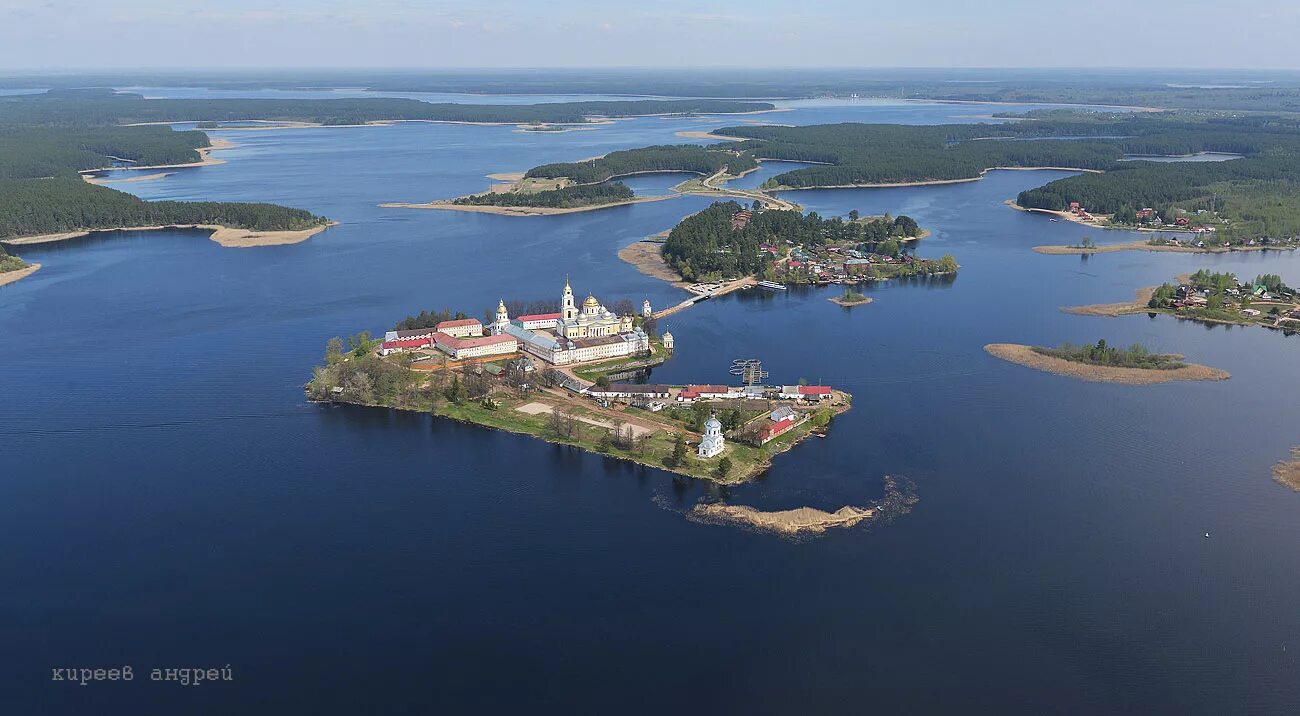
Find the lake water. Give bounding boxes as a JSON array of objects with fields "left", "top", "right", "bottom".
[{"left": 3, "top": 95, "right": 1300, "bottom": 714}]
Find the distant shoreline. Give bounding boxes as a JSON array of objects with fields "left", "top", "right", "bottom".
[
  {"left": 984, "top": 343, "right": 1229, "bottom": 385},
  {"left": 768, "top": 165, "right": 1102, "bottom": 192}
]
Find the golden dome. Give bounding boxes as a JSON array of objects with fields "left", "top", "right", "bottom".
[{"left": 583, "top": 295, "right": 600, "bottom": 307}]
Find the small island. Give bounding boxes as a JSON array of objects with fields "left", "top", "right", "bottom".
[
  {"left": 829, "top": 289, "right": 872, "bottom": 307},
  {"left": 306, "top": 278, "right": 850, "bottom": 483},
  {"left": 691, "top": 475, "right": 918, "bottom": 536},
  {"left": 984, "top": 340, "right": 1229, "bottom": 385}
]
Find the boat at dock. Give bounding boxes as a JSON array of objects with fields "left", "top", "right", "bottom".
[{"left": 756, "top": 280, "right": 787, "bottom": 291}]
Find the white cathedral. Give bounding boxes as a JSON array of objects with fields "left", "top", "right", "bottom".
[
  {"left": 492, "top": 278, "right": 653, "bottom": 365},
  {"left": 697, "top": 414, "right": 725, "bottom": 458}
]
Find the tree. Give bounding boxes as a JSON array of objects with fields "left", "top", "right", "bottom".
[
  {"left": 671, "top": 433, "right": 688, "bottom": 466},
  {"left": 717, "top": 456, "right": 733, "bottom": 478},
  {"left": 324, "top": 336, "right": 344, "bottom": 365},
  {"left": 594, "top": 375, "right": 611, "bottom": 389},
  {"left": 848, "top": 209, "right": 860, "bottom": 221}
]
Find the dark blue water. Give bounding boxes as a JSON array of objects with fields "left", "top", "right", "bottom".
[{"left": 3, "top": 97, "right": 1300, "bottom": 714}]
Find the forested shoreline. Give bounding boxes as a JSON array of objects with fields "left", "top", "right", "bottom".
[
  {"left": 0, "top": 179, "right": 326, "bottom": 239},
  {"left": 525, "top": 145, "right": 758, "bottom": 185}
]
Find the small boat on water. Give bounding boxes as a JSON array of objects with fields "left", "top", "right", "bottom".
[
  {"left": 1049, "top": 218, "right": 1060, "bottom": 222},
  {"left": 756, "top": 280, "right": 787, "bottom": 291}
]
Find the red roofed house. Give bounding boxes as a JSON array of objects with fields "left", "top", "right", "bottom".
[
  {"left": 379, "top": 337, "right": 433, "bottom": 356},
  {"left": 798, "top": 385, "right": 832, "bottom": 401},
  {"left": 434, "top": 318, "right": 484, "bottom": 338},
  {"left": 432, "top": 332, "right": 517, "bottom": 361},
  {"left": 756, "top": 405, "right": 804, "bottom": 444},
  {"left": 676, "top": 385, "right": 733, "bottom": 402}
]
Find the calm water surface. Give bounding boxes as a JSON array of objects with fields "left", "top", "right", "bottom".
[{"left": 2, "top": 96, "right": 1299, "bottom": 714}]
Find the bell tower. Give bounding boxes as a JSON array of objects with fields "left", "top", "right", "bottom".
[{"left": 562, "top": 276, "right": 577, "bottom": 321}]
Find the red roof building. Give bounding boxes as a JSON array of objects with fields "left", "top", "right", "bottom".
[
  {"left": 677, "top": 385, "right": 733, "bottom": 401},
  {"left": 798, "top": 386, "right": 832, "bottom": 399},
  {"left": 380, "top": 337, "right": 433, "bottom": 355}
]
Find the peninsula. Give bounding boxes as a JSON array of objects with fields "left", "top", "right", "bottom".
[
  {"left": 306, "top": 278, "right": 850, "bottom": 483},
  {"left": 1066, "top": 269, "right": 1300, "bottom": 332},
  {"left": 0, "top": 245, "right": 39, "bottom": 286},
  {"left": 984, "top": 341, "right": 1229, "bottom": 385},
  {"left": 645, "top": 200, "right": 950, "bottom": 287}
]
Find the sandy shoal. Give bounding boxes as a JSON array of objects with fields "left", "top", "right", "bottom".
[
  {"left": 692, "top": 503, "right": 875, "bottom": 535},
  {"left": 984, "top": 343, "right": 1229, "bottom": 385},
  {"left": 829, "top": 296, "right": 873, "bottom": 307},
  {"left": 673, "top": 130, "right": 748, "bottom": 141},
  {"left": 84, "top": 171, "right": 174, "bottom": 185},
  {"left": 0, "top": 263, "right": 41, "bottom": 287},
  {"left": 5, "top": 222, "right": 334, "bottom": 249},
  {"left": 1273, "top": 448, "right": 1300, "bottom": 491},
  {"left": 617, "top": 240, "right": 688, "bottom": 287}
]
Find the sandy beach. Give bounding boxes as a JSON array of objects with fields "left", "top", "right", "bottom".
[
  {"left": 5, "top": 222, "right": 334, "bottom": 249},
  {"left": 380, "top": 195, "right": 677, "bottom": 215},
  {"left": 1273, "top": 448, "right": 1300, "bottom": 491},
  {"left": 673, "top": 130, "right": 748, "bottom": 141},
  {"left": 83, "top": 171, "right": 174, "bottom": 185},
  {"left": 984, "top": 343, "right": 1230, "bottom": 385},
  {"left": 617, "top": 239, "right": 687, "bottom": 287},
  {"left": 691, "top": 503, "right": 875, "bottom": 535},
  {"left": 0, "top": 263, "right": 41, "bottom": 287}
]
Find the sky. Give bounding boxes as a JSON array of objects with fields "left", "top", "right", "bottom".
[{"left": 1, "top": 0, "right": 1298, "bottom": 70}]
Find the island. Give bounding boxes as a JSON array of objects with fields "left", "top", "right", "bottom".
[
  {"left": 984, "top": 340, "right": 1230, "bottom": 385},
  {"left": 1065, "top": 269, "right": 1300, "bottom": 332},
  {"left": 830, "top": 289, "right": 872, "bottom": 307},
  {"left": 305, "top": 278, "right": 851, "bottom": 483}
]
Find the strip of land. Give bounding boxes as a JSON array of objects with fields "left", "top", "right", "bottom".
[
  {"left": 0, "top": 263, "right": 40, "bottom": 287},
  {"left": 379, "top": 195, "right": 676, "bottom": 215},
  {"left": 1062, "top": 284, "right": 1167, "bottom": 316},
  {"left": 691, "top": 503, "right": 875, "bottom": 535},
  {"left": 984, "top": 343, "right": 1229, "bottom": 385},
  {"left": 83, "top": 171, "right": 175, "bottom": 185}
]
